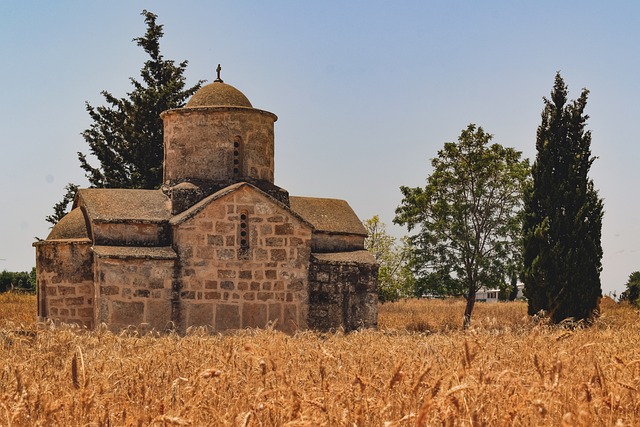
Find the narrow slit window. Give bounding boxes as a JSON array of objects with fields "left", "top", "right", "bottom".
[
  {"left": 233, "top": 136, "right": 243, "bottom": 178},
  {"left": 239, "top": 210, "right": 250, "bottom": 259}
]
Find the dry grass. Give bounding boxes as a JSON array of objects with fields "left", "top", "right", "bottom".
[
  {"left": 378, "top": 298, "right": 530, "bottom": 333},
  {"left": 0, "top": 292, "right": 37, "bottom": 327},
  {"left": 1, "top": 293, "right": 640, "bottom": 426}
]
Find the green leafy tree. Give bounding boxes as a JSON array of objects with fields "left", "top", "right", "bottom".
[
  {"left": 395, "top": 124, "right": 530, "bottom": 328},
  {"left": 619, "top": 271, "right": 640, "bottom": 306},
  {"left": 363, "top": 216, "right": 415, "bottom": 302},
  {"left": 47, "top": 10, "right": 203, "bottom": 224},
  {"left": 522, "top": 73, "right": 604, "bottom": 324},
  {"left": 0, "top": 268, "right": 36, "bottom": 293}
]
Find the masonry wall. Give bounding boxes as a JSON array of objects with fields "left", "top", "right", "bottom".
[
  {"left": 34, "top": 239, "right": 94, "bottom": 327},
  {"left": 93, "top": 255, "right": 175, "bottom": 331},
  {"left": 308, "top": 251, "right": 378, "bottom": 332},
  {"left": 91, "top": 222, "right": 169, "bottom": 246},
  {"left": 172, "top": 186, "right": 312, "bottom": 334},
  {"left": 163, "top": 108, "right": 277, "bottom": 186},
  {"left": 311, "top": 233, "right": 366, "bottom": 253}
]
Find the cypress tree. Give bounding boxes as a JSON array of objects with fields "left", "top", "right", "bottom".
[
  {"left": 522, "top": 73, "right": 604, "bottom": 323},
  {"left": 78, "top": 10, "right": 204, "bottom": 189},
  {"left": 47, "top": 10, "right": 203, "bottom": 225}
]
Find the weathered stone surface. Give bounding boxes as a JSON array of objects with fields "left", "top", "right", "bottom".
[
  {"left": 188, "top": 303, "right": 214, "bottom": 327},
  {"left": 58, "top": 286, "right": 76, "bottom": 296},
  {"left": 147, "top": 300, "right": 172, "bottom": 331},
  {"left": 275, "top": 223, "right": 294, "bottom": 235},
  {"left": 111, "top": 300, "right": 144, "bottom": 328},
  {"left": 33, "top": 240, "right": 94, "bottom": 326},
  {"left": 307, "top": 251, "right": 378, "bottom": 332},
  {"left": 163, "top": 108, "right": 276, "bottom": 188},
  {"left": 215, "top": 304, "right": 240, "bottom": 330},
  {"left": 268, "top": 303, "right": 282, "bottom": 325},
  {"left": 242, "top": 303, "right": 267, "bottom": 328},
  {"left": 65, "top": 297, "right": 84, "bottom": 306},
  {"left": 282, "top": 304, "right": 298, "bottom": 334},
  {"left": 270, "top": 249, "right": 287, "bottom": 261}
]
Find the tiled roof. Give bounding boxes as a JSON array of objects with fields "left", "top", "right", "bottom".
[
  {"left": 76, "top": 189, "right": 171, "bottom": 223},
  {"left": 289, "top": 196, "right": 367, "bottom": 236}
]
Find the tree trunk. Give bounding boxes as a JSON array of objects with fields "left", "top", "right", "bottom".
[{"left": 463, "top": 292, "right": 476, "bottom": 330}]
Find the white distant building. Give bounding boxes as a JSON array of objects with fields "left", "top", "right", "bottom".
[
  {"left": 475, "top": 283, "right": 525, "bottom": 302},
  {"left": 475, "top": 286, "right": 499, "bottom": 303}
]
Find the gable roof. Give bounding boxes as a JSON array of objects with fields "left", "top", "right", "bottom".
[
  {"left": 76, "top": 189, "right": 171, "bottom": 223},
  {"left": 169, "top": 182, "right": 312, "bottom": 229},
  {"left": 289, "top": 196, "right": 367, "bottom": 236}
]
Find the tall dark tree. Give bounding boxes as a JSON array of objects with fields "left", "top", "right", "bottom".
[
  {"left": 395, "top": 124, "right": 530, "bottom": 328},
  {"left": 522, "top": 73, "right": 604, "bottom": 323},
  {"left": 47, "top": 10, "right": 203, "bottom": 224}
]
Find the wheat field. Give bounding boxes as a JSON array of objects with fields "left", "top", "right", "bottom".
[{"left": 1, "top": 293, "right": 639, "bottom": 426}]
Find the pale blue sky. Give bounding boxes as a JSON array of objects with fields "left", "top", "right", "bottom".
[{"left": 1, "top": 1, "right": 638, "bottom": 296}]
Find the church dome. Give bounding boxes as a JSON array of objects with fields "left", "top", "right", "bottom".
[
  {"left": 186, "top": 65, "right": 252, "bottom": 108},
  {"left": 186, "top": 81, "right": 252, "bottom": 108}
]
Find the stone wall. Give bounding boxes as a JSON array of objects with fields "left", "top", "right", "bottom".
[
  {"left": 311, "top": 232, "right": 366, "bottom": 253},
  {"left": 172, "top": 185, "right": 312, "bottom": 333},
  {"left": 93, "top": 249, "right": 176, "bottom": 331},
  {"left": 34, "top": 239, "right": 94, "bottom": 327},
  {"left": 91, "top": 222, "right": 169, "bottom": 246},
  {"left": 35, "top": 189, "right": 378, "bottom": 334},
  {"left": 308, "top": 251, "right": 378, "bottom": 332},
  {"left": 162, "top": 107, "right": 277, "bottom": 187}
]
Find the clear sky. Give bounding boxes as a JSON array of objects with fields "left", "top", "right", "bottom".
[{"left": 1, "top": 1, "right": 638, "bottom": 297}]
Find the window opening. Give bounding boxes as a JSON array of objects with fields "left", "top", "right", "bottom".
[
  {"left": 233, "top": 136, "right": 243, "bottom": 177},
  {"left": 239, "top": 210, "right": 250, "bottom": 259}
]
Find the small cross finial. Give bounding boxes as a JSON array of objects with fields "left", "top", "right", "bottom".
[{"left": 215, "top": 64, "right": 223, "bottom": 83}]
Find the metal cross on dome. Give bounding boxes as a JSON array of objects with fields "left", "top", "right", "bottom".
[{"left": 215, "top": 64, "right": 223, "bottom": 83}]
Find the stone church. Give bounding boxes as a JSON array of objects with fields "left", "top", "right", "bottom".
[{"left": 34, "top": 69, "right": 378, "bottom": 334}]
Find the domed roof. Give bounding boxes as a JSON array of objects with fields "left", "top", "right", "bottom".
[
  {"left": 46, "top": 207, "right": 88, "bottom": 240},
  {"left": 186, "top": 81, "right": 253, "bottom": 108},
  {"left": 186, "top": 66, "right": 252, "bottom": 108}
]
